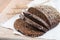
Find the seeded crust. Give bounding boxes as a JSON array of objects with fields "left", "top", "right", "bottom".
[
  {"left": 14, "top": 5, "right": 60, "bottom": 37},
  {"left": 28, "top": 5, "right": 60, "bottom": 28}
]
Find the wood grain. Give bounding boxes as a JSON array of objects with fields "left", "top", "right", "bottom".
[
  {"left": 0, "top": 0, "right": 11, "bottom": 13},
  {"left": 0, "top": 0, "right": 32, "bottom": 22}
]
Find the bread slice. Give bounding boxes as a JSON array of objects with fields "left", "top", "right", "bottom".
[{"left": 14, "top": 19, "right": 44, "bottom": 37}]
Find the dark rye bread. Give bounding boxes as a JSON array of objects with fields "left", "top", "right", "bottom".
[
  {"left": 14, "top": 5, "right": 60, "bottom": 37},
  {"left": 28, "top": 5, "right": 60, "bottom": 28},
  {"left": 14, "top": 19, "right": 44, "bottom": 37},
  {"left": 23, "top": 11, "right": 50, "bottom": 29}
]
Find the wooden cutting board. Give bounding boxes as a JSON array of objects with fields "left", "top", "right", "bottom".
[
  {"left": 0, "top": 0, "right": 10, "bottom": 13},
  {"left": 0, "top": 0, "right": 32, "bottom": 22}
]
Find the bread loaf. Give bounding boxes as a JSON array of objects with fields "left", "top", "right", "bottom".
[{"left": 14, "top": 5, "right": 60, "bottom": 37}]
